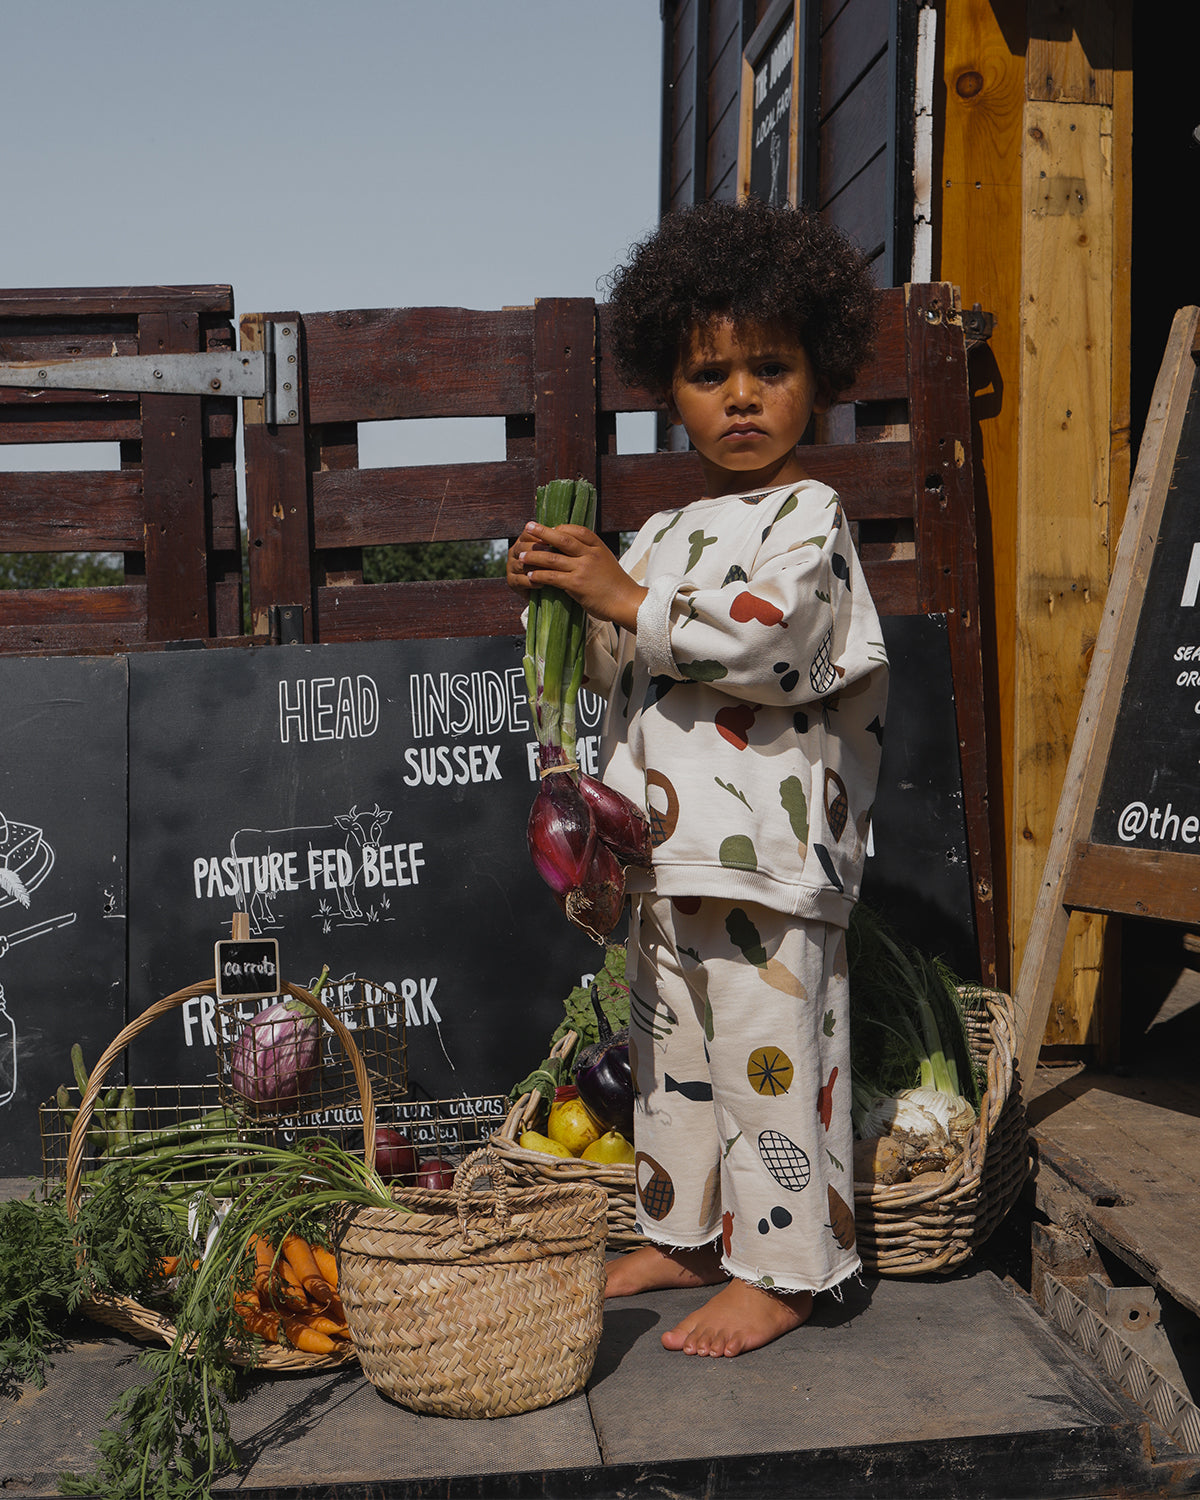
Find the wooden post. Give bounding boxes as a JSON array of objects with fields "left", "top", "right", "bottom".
[
  {"left": 940, "top": 0, "right": 1131, "bottom": 1044},
  {"left": 533, "top": 298, "right": 597, "bottom": 494},
  {"left": 140, "top": 309, "right": 211, "bottom": 640},
  {"left": 241, "top": 313, "right": 314, "bottom": 640}
]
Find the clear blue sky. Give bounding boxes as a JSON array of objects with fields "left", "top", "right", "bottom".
[{"left": 5, "top": 1, "right": 664, "bottom": 467}]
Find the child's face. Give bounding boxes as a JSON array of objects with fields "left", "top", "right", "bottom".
[{"left": 666, "top": 318, "right": 828, "bottom": 496}]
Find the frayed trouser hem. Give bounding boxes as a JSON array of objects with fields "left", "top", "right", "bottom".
[{"left": 630, "top": 1225, "right": 861, "bottom": 1299}]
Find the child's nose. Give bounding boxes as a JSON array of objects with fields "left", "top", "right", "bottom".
[{"left": 725, "top": 371, "right": 760, "bottom": 408}]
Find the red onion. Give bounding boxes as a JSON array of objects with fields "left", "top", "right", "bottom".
[
  {"left": 416, "top": 1158, "right": 457, "bottom": 1190},
  {"left": 577, "top": 774, "right": 652, "bottom": 867},
  {"left": 560, "top": 836, "right": 626, "bottom": 940},
  {"left": 527, "top": 760, "right": 597, "bottom": 898},
  {"left": 231, "top": 997, "right": 320, "bottom": 1105},
  {"left": 374, "top": 1127, "right": 418, "bottom": 1184}
]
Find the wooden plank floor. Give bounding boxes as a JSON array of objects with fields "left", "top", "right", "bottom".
[{"left": 1026, "top": 952, "right": 1200, "bottom": 1322}]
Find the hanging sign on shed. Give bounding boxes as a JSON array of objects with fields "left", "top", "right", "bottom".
[
  {"left": 737, "top": 0, "right": 808, "bottom": 207},
  {"left": 1015, "top": 305, "right": 1200, "bottom": 1079}
]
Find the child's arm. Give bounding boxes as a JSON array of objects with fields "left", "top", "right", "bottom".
[{"left": 507, "top": 521, "right": 647, "bottom": 633}]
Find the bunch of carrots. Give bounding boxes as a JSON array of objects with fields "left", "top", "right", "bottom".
[{"left": 234, "top": 1232, "right": 350, "bottom": 1356}]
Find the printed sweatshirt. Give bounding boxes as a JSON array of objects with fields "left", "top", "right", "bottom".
[{"left": 585, "top": 479, "right": 888, "bottom": 928}]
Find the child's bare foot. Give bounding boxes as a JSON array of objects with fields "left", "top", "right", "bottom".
[
  {"left": 605, "top": 1242, "right": 726, "bottom": 1298},
  {"left": 661, "top": 1278, "right": 813, "bottom": 1356}
]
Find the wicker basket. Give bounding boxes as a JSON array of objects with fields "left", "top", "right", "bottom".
[
  {"left": 492, "top": 993, "right": 1030, "bottom": 1276},
  {"left": 854, "top": 988, "right": 1031, "bottom": 1276},
  {"left": 336, "top": 1147, "right": 608, "bottom": 1417},
  {"left": 61, "top": 978, "right": 376, "bottom": 1371},
  {"left": 489, "top": 1031, "right": 644, "bottom": 1248}
]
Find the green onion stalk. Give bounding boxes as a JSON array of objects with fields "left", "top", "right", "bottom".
[{"left": 522, "top": 478, "right": 650, "bottom": 941}]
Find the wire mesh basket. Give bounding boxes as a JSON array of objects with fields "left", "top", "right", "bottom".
[{"left": 213, "top": 976, "right": 406, "bottom": 1125}]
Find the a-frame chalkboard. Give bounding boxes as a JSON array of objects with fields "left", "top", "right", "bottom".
[{"left": 1014, "top": 305, "right": 1200, "bottom": 1080}]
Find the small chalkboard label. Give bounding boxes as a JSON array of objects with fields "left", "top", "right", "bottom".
[
  {"left": 215, "top": 938, "right": 281, "bottom": 1000},
  {"left": 738, "top": 0, "right": 806, "bottom": 208}
]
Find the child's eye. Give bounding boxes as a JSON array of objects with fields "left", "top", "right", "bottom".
[{"left": 758, "top": 362, "right": 787, "bottom": 378}]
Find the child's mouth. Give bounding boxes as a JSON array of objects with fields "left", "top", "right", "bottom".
[{"left": 723, "top": 424, "right": 764, "bottom": 439}]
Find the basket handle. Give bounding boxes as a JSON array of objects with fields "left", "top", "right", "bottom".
[
  {"left": 453, "top": 1146, "right": 509, "bottom": 1240},
  {"left": 65, "top": 978, "right": 377, "bottom": 1221}
]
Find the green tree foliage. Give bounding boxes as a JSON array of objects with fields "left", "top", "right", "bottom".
[
  {"left": 0, "top": 552, "right": 124, "bottom": 589},
  {"left": 362, "top": 540, "right": 504, "bottom": 583}
]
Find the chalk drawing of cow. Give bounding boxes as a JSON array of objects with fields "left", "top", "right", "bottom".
[{"left": 229, "top": 803, "right": 393, "bottom": 935}]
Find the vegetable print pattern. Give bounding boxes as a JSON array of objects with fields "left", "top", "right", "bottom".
[
  {"left": 584, "top": 479, "right": 888, "bottom": 930},
  {"left": 629, "top": 895, "right": 859, "bottom": 1296}
]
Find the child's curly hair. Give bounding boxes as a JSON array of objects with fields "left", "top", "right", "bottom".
[{"left": 604, "top": 198, "right": 879, "bottom": 399}]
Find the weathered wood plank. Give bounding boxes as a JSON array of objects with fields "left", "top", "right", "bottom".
[
  {"left": 302, "top": 307, "right": 535, "bottom": 425},
  {"left": 139, "top": 309, "right": 211, "bottom": 640},
  {"left": 906, "top": 282, "right": 998, "bottom": 982},
  {"left": 241, "top": 312, "right": 314, "bottom": 640},
  {"left": 311, "top": 459, "right": 535, "bottom": 548},
  {"left": 818, "top": 51, "right": 890, "bottom": 201},
  {"left": 820, "top": 0, "right": 889, "bottom": 113},
  {"left": 534, "top": 299, "right": 597, "bottom": 488},
  {"left": 1065, "top": 843, "right": 1200, "bottom": 925},
  {"left": 0, "top": 585, "right": 147, "bottom": 652},
  {"left": 0, "top": 469, "right": 144, "bottom": 549},
  {"left": 1012, "top": 96, "right": 1116, "bottom": 1052},
  {"left": 316, "top": 578, "right": 521, "bottom": 643},
  {"left": 940, "top": 0, "right": 1028, "bottom": 989},
  {"left": 1026, "top": 0, "right": 1115, "bottom": 105},
  {"left": 0, "top": 286, "right": 233, "bottom": 318},
  {"left": 0, "top": 402, "right": 234, "bottom": 442}
]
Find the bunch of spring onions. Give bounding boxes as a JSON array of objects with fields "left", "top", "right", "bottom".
[
  {"left": 846, "top": 902, "right": 982, "bottom": 1148},
  {"left": 523, "top": 478, "right": 651, "bottom": 940}
]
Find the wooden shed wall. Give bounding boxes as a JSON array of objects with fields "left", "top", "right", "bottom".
[{"left": 660, "top": 0, "right": 915, "bottom": 285}]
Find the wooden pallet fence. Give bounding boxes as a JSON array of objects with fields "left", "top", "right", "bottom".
[{"left": 0, "top": 286, "right": 242, "bottom": 652}]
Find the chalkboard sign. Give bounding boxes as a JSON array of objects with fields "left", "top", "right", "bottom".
[
  {"left": 0, "top": 655, "right": 127, "bottom": 1176},
  {"left": 125, "top": 636, "right": 609, "bottom": 1104},
  {"left": 1015, "top": 307, "right": 1200, "bottom": 1078},
  {"left": 738, "top": 0, "right": 808, "bottom": 208},
  {"left": 214, "top": 939, "right": 280, "bottom": 1000},
  {"left": 0, "top": 610, "right": 981, "bottom": 1175},
  {"left": 1091, "top": 379, "right": 1200, "bottom": 851}
]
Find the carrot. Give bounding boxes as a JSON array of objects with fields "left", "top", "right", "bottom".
[
  {"left": 311, "top": 1243, "right": 339, "bottom": 1290},
  {"left": 235, "top": 1292, "right": 280, "bottom": 1343},
  {"left": 281, "top": 1317, "right": 339, "bottom": 1355},
  {"left": 156, "top": 1255, "right": 181, "bottom": 1278},
  {"left": 282, "top": 1234, "right": 335, "bottom": 1307},
  {"left": 300, "top": 1312, "right": 351, "bottom": 1338},
  {"left": 250, "top": 1234, "right": 275, "bottom": 1296}
]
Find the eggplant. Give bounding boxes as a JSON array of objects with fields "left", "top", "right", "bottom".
[{"left": 573, "top": 983, "right": 634, "bottom": 1140}]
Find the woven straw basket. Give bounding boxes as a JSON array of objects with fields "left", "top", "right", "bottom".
[
  {"left": 489, "top": 1031, "right": 643, "bottom": 1248},
  {"left": 63, "top": 978, "right": 376, "bottom": 1371},
  {"left": 336, "top": 1147, "right": 608, "bottom": 1417},
  {"left": 492, "top": 992, "right": 1030, "bottom": 1277}
]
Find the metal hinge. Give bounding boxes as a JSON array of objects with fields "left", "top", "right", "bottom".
[{"left": 0, "top": 319, "right": 299, "bottom": 423}]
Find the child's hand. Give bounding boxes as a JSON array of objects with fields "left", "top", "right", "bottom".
[{"left": 511, "top": 522, "right": 646, "bottom": 632}]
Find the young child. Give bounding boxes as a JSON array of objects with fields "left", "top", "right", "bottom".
[{"left": 506, "top": 198, "right": 887, "bottom": 1358}]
